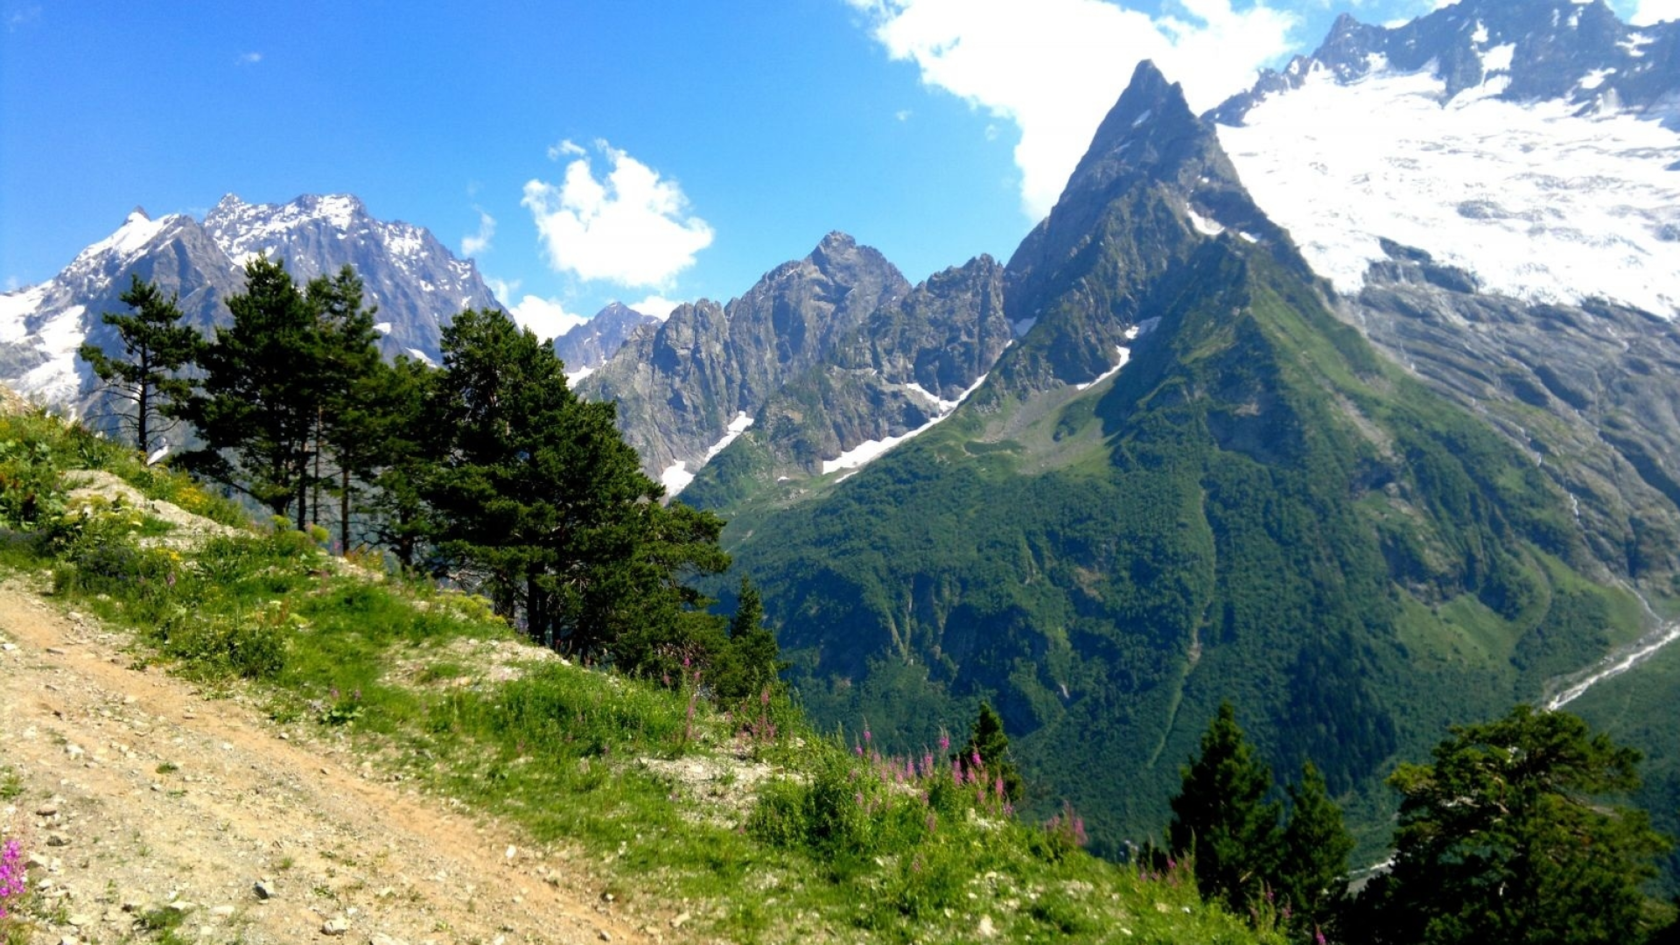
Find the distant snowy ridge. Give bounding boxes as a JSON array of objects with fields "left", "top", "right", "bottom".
[{"left": 0, "top": 194, "right": 502, "bottom": 413}]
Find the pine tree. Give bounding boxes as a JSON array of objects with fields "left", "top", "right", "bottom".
[
  {"left": 77, "top": 274, "right": 202, "bottom": 455},
  {"left": 176, "top": 256, "right": 327, "bottom": 526},
  {"left": 959, "top": 702, "right": 1024, "bottom": 802},
  {"left": 1360, "top": 704, "right": 1672, "bottom": 945},
  {"left": 423, "top": 307, "right": 730, "bottom": 662},
  {"left": 1169, "top": 702, "right": 1283, "bottom": 911},
  {"left": 306, "top": 266, "right": 382, "bottom": 551},
  {"left": 1278, "top": 761, "right": 1353, "bottom": 940},
  {"left": 360, "top": 355, "right": 438, "bottom": 568}
]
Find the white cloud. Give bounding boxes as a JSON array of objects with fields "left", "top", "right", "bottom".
[
  {"left": 1633, "top": 0, "right": 1680, "bottom": 25},
  {"left": 547, "top": 138, "right": 588, "bottom": 161},
  {"left": 628, "top": 294, "right": 684, "bottom": 320},
  {"left": 237, "top": 51, "right": 262, "bottom": 65},
  {"left": 848, "top": 0, "right": 1297, "bottom": 218},
  {"left": 509, "top": 295, "right": 588, "bottom": 342},
  {"left": 521, "top": 140, "right": 715, "bottom": 287},
  {"left": 485, "top": 276, "right": 520, "bottom": 305},
  {"left": 461, "top": 209, "right": 495, "bottom": 258}
]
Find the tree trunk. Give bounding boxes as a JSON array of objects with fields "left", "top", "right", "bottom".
[{"left": 340, "top": 466, "right": 351, "bottom": 555}]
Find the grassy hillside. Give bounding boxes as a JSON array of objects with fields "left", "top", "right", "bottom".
[
  {"left": 725, "top": 237, "right": 1655, "bottom": 860},
  {"left": 0, "top": 405, "right": 1273, "bottom": 945}
]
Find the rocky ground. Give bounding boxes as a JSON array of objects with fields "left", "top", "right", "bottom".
[{"left": 0, "top": 577, "right": 654, "bottom": 945}]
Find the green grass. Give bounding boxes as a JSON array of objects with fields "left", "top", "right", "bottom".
[{"left": 0, "top": 407, "right": 1274, "bottom": 945}]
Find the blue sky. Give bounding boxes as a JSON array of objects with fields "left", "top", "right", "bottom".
[{"left": 1, "top": 0, "right": 1669, "bottom": 337}]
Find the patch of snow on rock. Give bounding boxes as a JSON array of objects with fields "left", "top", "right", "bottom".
[
  {"left": 662, "top": 462, "right": 695, "bottom": 495},
  {"left": 17, "top": 305, "right": 87, "bottom": 403},
  {"left": 705, "top": 412, "right": 754, "bottom": 461},
  {"left": 1076, "top": 344, "right": 1131, "bottom": 392},
  {"left": 1187, "top": 206, "right": 1225, "bottom": 236},
  {"left": 820, "top": 374, "right": 987, "bottom": 476},
  {"left": 0, "top": 285, "right": 47, "bottom": 342}
]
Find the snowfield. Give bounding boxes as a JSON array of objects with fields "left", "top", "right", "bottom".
[{"left": 1219, "top": 56, "right": 1680, "bottom": 317}]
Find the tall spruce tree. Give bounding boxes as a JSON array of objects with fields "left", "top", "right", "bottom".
[
  {"left": 1359, "top": 704, "right": 1671, "bottom": 945},
  {"left": 708, "top": 577, "right": 787, "bottom": 702},
  {"left": 1169, "top": 702, "right": 1283, "bottom": 911},
  {"left": 1278, "top": 761, "right": 1354, "bottom": 941},
  {"left": 360, "top": 355, "right": 437, "bottom": 568},
  {"left": 77, "top": 274, "right": 202, "bottom": 455}
]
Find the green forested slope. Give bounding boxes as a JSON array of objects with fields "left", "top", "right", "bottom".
[{"left": 727, "top": 215, "right": 1646, "bottom": 860}]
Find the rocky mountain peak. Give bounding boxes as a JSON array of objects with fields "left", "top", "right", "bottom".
[
  {"left": 1066, "top": 60, "right": 1202, "bottom": 190},
  {"left": 552, "top": 302, "right": 659, "bottom": 378},
  {"left": 1, "top": 193, "right": 501, "bottom": 414},
  {"left": 579, "top": 236, "right": 908, "bottom": 479}
]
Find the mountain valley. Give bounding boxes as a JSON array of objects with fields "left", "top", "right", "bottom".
[{"left": 7, "top": 0, "right": 1680, "bottom": 893}]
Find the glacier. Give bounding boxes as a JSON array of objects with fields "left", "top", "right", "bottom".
[{"left": 1218, "top": 57, "right": 1680, "bottom": 317}]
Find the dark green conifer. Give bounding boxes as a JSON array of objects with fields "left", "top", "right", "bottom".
[
  {"left": 1169, "top": 702, "right": 1282, "bottom": 911},
  {"left": 423, "top": 307, "right": 729, "bottom": 663},
  {"left": 1278, "top": 760, "right": 1353, "bottom": 940},
  {"left": 708, "top": 577, "right": 787, "bottom": 702},
  {"left": 77, "top": 273, "right": 202, "bottom": 456},
  {"left": 177, "top": 256, "right": 327, "bottom": 526},
  {"left": 959, "top": 702, "right": 1024, "bottom": 802}
]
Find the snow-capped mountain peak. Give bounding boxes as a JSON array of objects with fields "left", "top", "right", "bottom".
[{"left": 0, "top": 193, "right": 502, "bottom": 418}]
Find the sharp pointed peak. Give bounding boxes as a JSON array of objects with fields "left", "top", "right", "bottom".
[{"left": 1066, "top": 60, "right": 1203, "bottom": 185}]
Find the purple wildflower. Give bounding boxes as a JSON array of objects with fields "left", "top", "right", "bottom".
[{"left": 0, "top": 838, "right": 25, "bottom": 919}]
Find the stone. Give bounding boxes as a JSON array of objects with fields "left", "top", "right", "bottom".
[
  {"left": 45, "top": 832, "right": 70, "bottom": 847},
  {"left": 670, "top": 912, "right": 690, "bottom": 929},
  {"left": 66, "top": 914, "right": 93, "bottom": 927},
  {"left": 368, "top": 934, "right": 409, "bottom": 945},
  {"left": 322, "top": 917, "right": 350, "bottom": 936},
  {"left": 977, "top": 915, "right": 996, "bottom": 938},
  {"left": 252, "top": 879, "right": 276, "bottom": 900}
]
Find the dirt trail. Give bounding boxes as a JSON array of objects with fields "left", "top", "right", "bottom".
[{"left": 0, "top": 579, "right": 650, "bottom": 945}]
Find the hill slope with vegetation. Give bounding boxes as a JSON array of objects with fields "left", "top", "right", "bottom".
[
  {"left": 0, "top": 394, "right": 1273, "bottom": 945},
  {"left": 718, "top": 62, "right": 1668, "bottom": 865}
]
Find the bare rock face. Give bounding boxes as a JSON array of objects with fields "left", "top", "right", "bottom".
[
  {"left": 1351, "top": 240, "right": 1680, "bottom": 581},
  {"left": 682, "top": 253, "right": 1010, "bottom": 506},
  {"left": 579, "top": 232, "right": 910, "bottom": 480},
  {"left": 551, "top": 302, "right": 659, "bottom": 377}
]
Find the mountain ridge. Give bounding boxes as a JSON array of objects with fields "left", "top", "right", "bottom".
[{"left": 0, "top": 194, "right": 503, "bottom": 422}]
